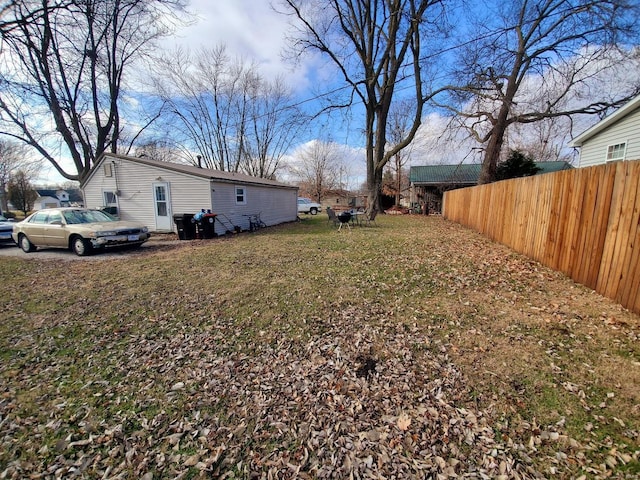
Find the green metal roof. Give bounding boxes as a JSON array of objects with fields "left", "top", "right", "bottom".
[
  {"left": 536, "top": 161, "right": 574, "bottom": 174},
  {"left": 410, "top": 161, "right": 573, "bottom": 185},
  {"left": 409, "top": 164, "right": 482, "bottom": 185}
]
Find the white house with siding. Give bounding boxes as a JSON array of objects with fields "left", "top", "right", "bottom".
[
  {"left": 82, "top": 153, "right": 298, "bottom": 234},
  {"left": 33, "top": 189, "right": 84, "bottom": 210},
  {"left": 570, "top": 94, "right": 640, "bottom": 167}
]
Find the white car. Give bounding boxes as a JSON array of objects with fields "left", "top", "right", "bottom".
[{"left": 297, "top": 197, "right": 322, "bottom": 215}]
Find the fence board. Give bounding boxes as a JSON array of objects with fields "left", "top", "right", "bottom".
[
  {"left": 443, "top": 161, "right": 640, "bottom": 315},
  {"left": 614, "top": 162, "right": 640, "bottom": 306},
  {"left": 598, "top": 162, "right": 629, "bottom": 297},
  {"left": 573, "top": 167, "right": 600, "bottom": 287},
  {"left": 536, "top": 178, "right": 554, "bottom": 262},
  {"left": 563, "top": 171, "right": 585, "bottom": 275},
  {"left": 585, "top": 163, "right": 616, "bottom": 289}
]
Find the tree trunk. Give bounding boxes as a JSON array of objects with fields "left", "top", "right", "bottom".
[
  {"left": 367, "top": 163, "right": 384, "bottom": 213},
  {"left": 479, "top": 76, "right": 516, "bottom": 184}
]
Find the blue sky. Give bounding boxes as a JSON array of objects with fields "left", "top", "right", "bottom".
[
  {"left": 41, "top": 0, "right": 365, "bottom": 185},
  {"left": 166, "top": 0, "right": 368, "bottom": 145},
  {"left": 39, "top": 0, "right": 639, "bottom": 185}
]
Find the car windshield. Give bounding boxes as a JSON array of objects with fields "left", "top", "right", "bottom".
[{"left": 63, "top": 210, "right": 115, "bottom": 224}]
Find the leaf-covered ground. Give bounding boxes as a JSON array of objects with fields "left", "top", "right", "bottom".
[{"left": 1, "top": 215, "right": 638, "bottom": 479}]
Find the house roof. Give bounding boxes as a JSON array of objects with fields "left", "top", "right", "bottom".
[
  {"left": 84, "top": 153, "right": 298, "bottom": 190},
  {"left": 536, "top": 161, "right": 574, "bottom": 174},
  {"left": 410, "top": 161, "right": 573, "bottom": 185},
  {"left": 410, "top": 164, "right": 482, "bottom": 185},
  {"left": 570, "top": 94, "right": 640, "bottom": 147},
  {"left": 35, "top": 189, "right": 60, "bottom": 198},
  {"left": 35, "top": 188, "right": 83, "bottom": 203}
]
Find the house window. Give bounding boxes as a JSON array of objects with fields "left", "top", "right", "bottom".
[
  {"left": 606, "top": 143, "right": 626, "bottom": 162},
  {"left": 235, "top": 186, "right": 246, "bottom": 205},
  {"left": 104, "top": 163, "right": 113, "bottom": 177},
  {"left": 103, "top": 191, "right": 117, "bottom": 207}
]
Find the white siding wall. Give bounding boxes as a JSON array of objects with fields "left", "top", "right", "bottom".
[
  {"left": 84, "top": 155, "right": 298, "bottom": 234},
  {"left": 34, "top": 196, "right": 61, "bottom": 210},
  {"left": 579, "top": 108, "right": 640, "bottom": 167},
  {"left": 83, "top": 165, "right": 118, "bottom": 210},
  {"left": 83, "top": 156, "right": 211, "bottom": 232},
  {"left": 211, "top": 182, "right": 298, "bottom": 235}
]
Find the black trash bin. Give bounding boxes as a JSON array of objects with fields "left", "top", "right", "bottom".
[
  {"left": 183, "top": 213, "right": 196, "bottom": 239},
  {"left": 201, "top": 213, "right": 217, "bottom": 239},
  {"left": 173, "top": 213, "right": 196, "bottom": 240}
]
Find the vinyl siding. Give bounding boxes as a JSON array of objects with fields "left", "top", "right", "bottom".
[
  {"left": 83, "top": 154, "right": 298, "bottom": 234},
  {"left": 211, "top": 182, "right": 297, "bottom": 235},
  {"left": 83, "top": 156, "right": 211, "bottom": 232},
  {"left": 579, "top": 107, "right": 640, "bottom": 167}
]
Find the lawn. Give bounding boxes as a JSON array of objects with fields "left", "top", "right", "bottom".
[{"left": 1, "top": 215, "right": 638, "bottom": 479}]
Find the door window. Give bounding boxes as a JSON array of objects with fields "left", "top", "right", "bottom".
[{"left": 155, "top": 185, "right": 168, "bottom": 216}]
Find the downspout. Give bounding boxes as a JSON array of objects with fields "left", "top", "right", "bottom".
[{"left": 112, "top": 161, "right": 120, "bottom": 197}]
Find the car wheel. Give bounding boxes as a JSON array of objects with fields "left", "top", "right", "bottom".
[
  {"left": 71, "top": 236, "right": 92, "bottom": 256},
  {"left": 310, "top": 207, "right": 318, "bottom": 215},
  {"left": 19, "top": 234, "right": 36, "bottom": 253}
]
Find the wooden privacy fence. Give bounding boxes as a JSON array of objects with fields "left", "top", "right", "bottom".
[{"left": 442, "top": 161, "right": 640, "bottom": 315}]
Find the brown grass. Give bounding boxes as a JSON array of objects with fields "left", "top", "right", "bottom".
[{"left": 0, "top": 215, "right": 638, "bottom": 478}]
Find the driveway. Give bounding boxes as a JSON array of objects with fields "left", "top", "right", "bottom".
[{"left": 0, "top": 235, "right": 182, "bottom": 261}]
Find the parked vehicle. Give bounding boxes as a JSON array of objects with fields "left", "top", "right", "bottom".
[
  {"left": 12, "top": 208, "right": 150, "bottom": 256},
  {"left": 297, "top": 197, "right": 322, "bottom": 215},
  {"left": 0, "top": 215, "right": 15, "bottom": 244}
]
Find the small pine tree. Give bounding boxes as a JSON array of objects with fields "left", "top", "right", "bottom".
[{"left": 496, "top": 150, "right": 541, "bottom": 181}]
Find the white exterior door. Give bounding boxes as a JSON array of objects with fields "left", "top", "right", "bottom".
[{"left": 153, "top": 182, "right": 172, "bottom": 231}]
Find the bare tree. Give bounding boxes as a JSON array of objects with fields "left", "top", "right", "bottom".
[
  {"left": 0, "top": 139, "right": 41, "bottom": 212},
  {"left": 133, "top": 139, "right": 182, "bottom": 163},
  {"left": 508, "top": 116, "right": 575, "bottom": 163},
  {"left": 152, "top": 46, "right": 244, "bottom": 171},
  {"left": 0, "top": 0, "right": 188, "bottom": 182},
  {"left": 243, "top": 76, "right": 308, "bottom": 179},
  {"left": 8, "top": 170, "right": 37, "bottom": 216},
  {"left": 278, "top": 0, "right": 447, "bottom": 213},
  {"left": 443, "top": 0, "right": 640, "bottom": 184},
  {"left": 385, "top": 100, "right": 414, "bottom": 206},
  {"left": 152, "top": 47, "right": 307, "bottom": 178},
  {"left": 288, "top": 140, "right": 343, "bottom": 202}
]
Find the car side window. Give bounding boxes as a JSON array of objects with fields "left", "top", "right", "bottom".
[
  {"left": 47, "top": 212, "right": 62, "bottom": 224},
  {"left": 29, "top": 212, "right": 48, "bottom": 224},
  {"left": 63, "top": 211, "right": 80, "bottom": 224}
]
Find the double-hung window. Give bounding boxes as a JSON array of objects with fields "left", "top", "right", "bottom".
[
  {"left": 606, "top": 143, "right": 626, "bottom": 162},
  {"left": 235, "top": 186, "right": 246, "bottom": 205}
]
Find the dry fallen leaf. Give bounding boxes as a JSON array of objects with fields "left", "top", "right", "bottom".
[{"left": 397, "top": 413, "right": 411, "bottom": 431}]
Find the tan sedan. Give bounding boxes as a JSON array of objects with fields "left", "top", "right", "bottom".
[{"left": 12, "top": 208, "right": 150, "bottom": 256}]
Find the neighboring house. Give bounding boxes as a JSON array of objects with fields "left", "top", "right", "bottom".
[
  {"left": 322, "top": 189, "right": 365, "bottom": 211},
  {"left": 410, "top": 161, "right": 573, "bottom": 213},
  {"left": 34, "top": 191, "right": 60, "bottom": 210},
  {"left": 81, "top": 153, "right": 298, "bottom": 234},
  {"left": 571, "top": 94, "right": 640, "bottom": 167},
  {"left": 34, "top": 189, "right": 84, "bottom": 210}
]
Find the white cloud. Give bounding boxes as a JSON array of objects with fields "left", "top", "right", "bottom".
[{"left": 162, "top": 0, "right": 323, "bottom": 94}]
